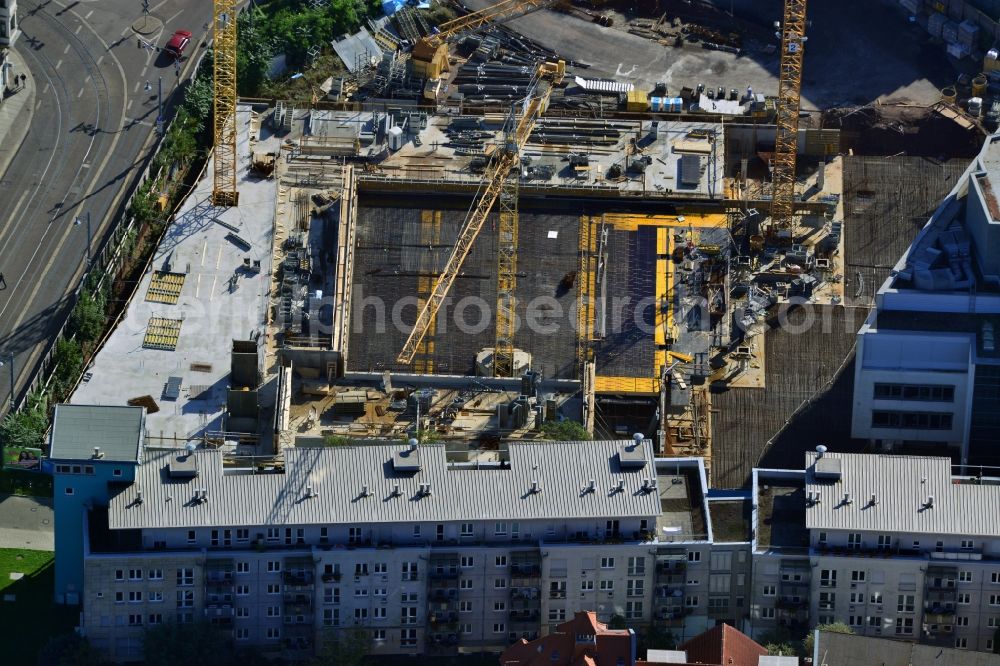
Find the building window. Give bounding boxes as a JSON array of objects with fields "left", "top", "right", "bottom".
[
  {"left": 871, "top": 410, "right": 953, "bottom": 430},
  {"left": 625, "top": 601, "right": 643, "bottom": 619},
  {"left": 236, "top": 607, "right": 249, "bottom": 618},
  {"left": 176, "top": 569, "right": 194, "bottom": 586},
  {"left": 760, "top": 607, "right": 775, "bottom": 619},
  {"left": 869, "top": 616, "right": 882, "bottom": 627},
  {"left": 548, "top": 608, "right": 566, "bottom": 622},
  {"left": 627, "top": 556, "right": 645, "bottom": 576},
  {"left": 266, "top": 528, "right": 279, "bottom": 543},
  {"left": 266, "top": 606, "right": 280, "bottom": 618},
  {"left": 962, "top": 540, "right": 975, "bottom": 551},
  {"left": 599, "top": 580, "right": 614, "bottom": 591},
  {"left": 113, "top": 468, "right": 123, "bottom": 477},
  {"left": 848, "top": 615, "right": 863, "bottom": 627},
  {"left": 494, "top": 579, "right": 507, "bottom": 589},
  {"left": 115, "top": 592, "right": 124, "bottom": 603},
  {"left": 149, "top": 591, "right": 163, "bottom": 603},
  {"left": 955, "top": 638, "right": 968, "bottom": 649},
  {"left": 148, "top": 569, "right": 162, "bottom": 580},
  {"left": 235, "top": 628, "right": 249, "bottom": 640},
  {"left": 402, "top": 562, "right": 418, "bottom": 581},
  {"left": 186, "top": 530, "right": 196, "bottom": 544},
  {"left": 956, "top": 617, "right": 969, "bottom": 627},
  {"left": 128, "top": 569, "right": 142, "bottom": 581},
  {"left": 495, "top": 556, "right": 507, "bottom": 567},
  {"left": 323, "top": 609, "right": 339, "bottom": 627},
  {"left": 851, "top": 570, "right": 866, "bottom": 582},
  {"left": 958, "top": 593, "right": 971, "bottom": 605},
  {"left": 818, "top": 532, "right": 827, "bottom": 547},
  {"left": 64, "top": 487, "right": 74, "bottom": 496},
  {"left": 820, "top": 570, "right": 837, "bottom": 587},
  {"left": 600, "top": 557, "right": 615, "bottom": 569},
  {"left": 870, "top": 592, "right": 882, "bottom": 604},
  {"left": 236, "top": 562, "right": 249, "bottom": 574},
  {"left": 349, "top": 527, "right": 362, "bottom": 544},
  {"left": 236, "top": 529, "right": 249, "bottom": 542},
  {"left": 989, "top": 595, "right": 1000, "bottom": 607},
  {"left": 763, "top": 585, "right": 776, "bottom": 596},
  {"left": 897, "top": 595, "right": 915, "bottom": 613},
  {"left": 266, "top": 628, "right": 280, "bottom": 640},
  {"left": 873, "top": 383, "right": 954, "bottom": 402},
  {"left": 355, "top": 563, "right": 368, "bottom": 576},
  {"left": 373, "top": 607, "right": 386, "bottom": 619},
  {"left": 373, "top": 629, "right": 386, "bottom": 641},
  {"left": 848, "top": 533, "right": 861, "bottom": 549},
  {"left": 460, "top": 556, "right": 474, "bottom": 568},
  {"left": 267, "top": 561, "right": 281, "bottom": 573},
  {"left": 494, "top": 522, "right": 507, "bottom": 537},
  {"left": 129, "top": 591, "right": 142, "bottom": 603},
  {"left": 115, "top": 569, "right": 124, "bottom": 581},
  {"left": 460, "top": 523, "right": 474, "bottom": 537},
  {"left": 687, "top": 551, "right": 701, "bottom": 563},
  {"left": 236, "top": 585, "right": 250, "bottom": 596},
  {"left": 176, "top": 591, "right": 193, "bottom": 608},
  {"left": 128, "top": 614, "right": 142, "bottom": 626},
  {"left": 685, "top": 595, "right": 698, "bottom": 607},
  {"left": 960, "top": 571, "right": 972, "bottom": 583},
  {"left": 493, "top": 623, "right": 506, "bottom": 634},
  {"left": 494, "top": 601, "right": 506, "bottom": 612},
  {"left": 895, "top": 618, "right": 914, "bottom": 635},
  {"left": 460, "top": 601, "right": 472, "bottom": 613},
  {"left": 266, "top": 584, "right": 280, "bottom": 595},
  {"left": 401, "top": 628, "right": 417, "bottom": 647},
  {"left": 354, "top": 588, "right": 368, "bottom": 597},
  {"left": 627, "top": 579, "right": 644, "bottom": 597},
  {"left": 148, "top": 614, "right": 163, "bottom": 625}
]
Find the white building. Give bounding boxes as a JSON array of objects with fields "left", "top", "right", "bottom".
[
  {"left": 0, "top": 0, "right": 18, "bottom": 47},
  {"left": 852, "top": 133, "right": 1000, "bottom": 464}
]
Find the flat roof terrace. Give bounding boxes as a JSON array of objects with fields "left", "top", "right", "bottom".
[{"left": 71, "top": 107, "right": 277, "bottom": 443}]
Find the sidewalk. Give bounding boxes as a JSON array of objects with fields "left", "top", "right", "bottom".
[{"left": 0, "top": 47, "right": 36, "bottom": 179}]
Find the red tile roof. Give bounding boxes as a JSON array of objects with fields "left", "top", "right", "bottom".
[
  {"left": 677, "top": 624, "right": 768, "bottom": 666},
  {"left": 500, "top": 611, "right": 635, "bottom": 666}
]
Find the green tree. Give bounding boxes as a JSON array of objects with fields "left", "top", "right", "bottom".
[
  {"left": 155, "top": 107, "right": 201, "bottom": 170},
  {"left": 51, "top": 339, "right": 84, "bottom": 399},
  {"left": 237, "top": 8, "right": 275, "bottom": 96},
  {"left": 182, "top": 51, "right": 214, "bottom": 125},
  {"left": 312, "top": 627, "right": 370, "bottom": 666},
  {"left": 37, "top": 632, "right": 108, "bottom": 666},
  {"left": 764, "top": 642, "right": 797, "bottom": 656},
  {"left": 0, "top": 390, "right": 49, "bottom": 449},
  {"left": 638, "top": 624, "right": 676, "bottom": 653},
  {"left": 68, "top": 289, "right": 106, "bottom": 343},
  {"left": 607, "top": 614, "right": 627, "bottom": 630},
  {"left": 802, "top": 622, "right": 854, "bottom": 657},
  {"left": 143, "top": 622, "right": 236, "bottom": 666},
  {"left": 540, "top": 419, "right": 590, "bottom": 441}
]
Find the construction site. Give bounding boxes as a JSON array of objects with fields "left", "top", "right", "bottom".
[{"left": 71, "top": 0, "right": 986, "bottom": 488}]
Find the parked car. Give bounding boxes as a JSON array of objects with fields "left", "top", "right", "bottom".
[{"left": 164, "top": 30, "right": 192, "bottom": 59}]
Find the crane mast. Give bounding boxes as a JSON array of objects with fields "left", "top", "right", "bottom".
[
  {"left": 769, "top": 0, "right": 808, "bottom": 232},
  {"left": 396, "top": 71, "right": 558, "bottom": 368},
  {"left": 212, "top": 0, "right": 239, "bottom": 207}
]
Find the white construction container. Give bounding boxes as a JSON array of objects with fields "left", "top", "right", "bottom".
[
  {"left": 947, "top": 41, "right": 971, "bottom": 60},
  {"left": 941, "top": 19, "right": 960, "bottom": 44},
  {"left": 959, "top": 20, "right": 980, "bottom": 48},
  {"left": 927, "top": 12, "right": 946, "bottom": 39},
  {"left": 387, "top": 125, "right": 404, "bottom": 151}
]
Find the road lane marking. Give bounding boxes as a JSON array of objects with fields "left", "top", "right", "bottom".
[
  {"left": 96, "top": 55, "right": 104, "bottom": 66},
  {"left": 85, "top": 10, "right": 93, "bottom": 19},
  {"left": 210, "top": 276, "right": 218, "bottom": 301},
  {"left": 165, "top": 9, "right": 183, "bottom": 24},
  {"left": 196, "top": 274, "right": 202, "bottom": 298},
  {"left": 127, "top": 99, "right": 133, "bottom": 111},
  {"left": 141, "top": 65, "right": 148, "bottom": 78},
  {"left": 63, "top": 44, "right": 71, "bottom": 54},
  {"left": 55, "top": 59, "right": 63, "bottom": 70},
  {"left": 77, "top": 87, "right": 84, "bottom": 98},
  {"left": 35, "top": 100, "right": 43, "bottom": 110},
  {"left": 74, "top": 25, "right": 82, "bottom": 35},
  {"left": 133, "top": 80, "right": 140, "bottom": 93},
  {"left": 215, "top": 244, "right": 223, "bottom": 269},
  {"left": 201, "top": 240, "right": 207, "bottom": 266},
  {"left": 42, "top": 83, "right": 50, "bottom": 94}
]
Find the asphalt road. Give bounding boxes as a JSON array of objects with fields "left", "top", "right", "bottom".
[{"left": 0, "top": 0, "right": 215, "bottom": 414}]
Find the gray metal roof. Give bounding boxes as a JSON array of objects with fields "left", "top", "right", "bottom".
[
  {"left": 108, "top": 440, "right": 660, "bottom": 530},
  {"left": 805, "top": 452, "right": 1000, "bottom": 538},
  {"left": 49, "top": 405, "right": 144, "bottom": 463},
  {"left": 815, "top": 630, "right": 1000, "bottom": 666},
  {"left": 331, "top": 28, "right": 383, "bottom": 73}
]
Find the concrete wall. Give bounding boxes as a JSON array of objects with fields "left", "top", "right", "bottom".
[{"left": 965, "top": 172, "right": 1000, "bottom": 282}]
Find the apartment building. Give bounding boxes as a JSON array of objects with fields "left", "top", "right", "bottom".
[
  {"left": 751, "top": 448, "right": 1000, "bottom": 653},
  {"left": 59, "top": 405, "right": 751, "bottom": 662},
  {"left": 851, "top": 131, "right": 1000, "bottom": 464},
  {"left": 0, "top": 0, "right": 18, "bottom": 47}
]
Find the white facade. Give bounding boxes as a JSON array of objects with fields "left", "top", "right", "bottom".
[{"left": 0, "top": 1, "right": 19, "bottom": 47}]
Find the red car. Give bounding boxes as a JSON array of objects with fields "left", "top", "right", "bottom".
[{"left": 164, "top": 30, "right": 192, "bottom": 59}]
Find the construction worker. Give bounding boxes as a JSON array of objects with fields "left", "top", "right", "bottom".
[{"left": 0, "top": 272, "right": 6, "bottom": 288}]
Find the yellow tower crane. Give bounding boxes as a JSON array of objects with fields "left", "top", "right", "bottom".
[
  {"left": 212, "top": 1, "right": 239, "bottom": 207},
  {"left": 410, "top": 0, "right": 566, "bottom": 80},
  {"left": 768, "top": 0, "right": 808, "bottom": 234},
  {"left": 396, "top": 61, "right": 564, "bottom": 373}
]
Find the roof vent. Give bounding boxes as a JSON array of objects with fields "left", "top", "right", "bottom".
[
  {"left": 843, "top": 492, "right": 852, "bottom": 505},
  {"left": 409, "top": 438, "right": 418, "bottom": 451},
  {"left": 185, "top": 442, "right": 197, "bottom": 456},
  {"left": 614, "top": 479, "right": 626, "bottom": 493},
  {"left": 360, "top": 484, "right": 369, "bottom": 498},
  {"left": 618, "top": 436, "right": 647, "bottom": 470},
  {"left": 585, "top": 479, "right": 596, "bottom": 494},
  {"left": 136, "top": 490, "right": 143, "bottom": 504},
  {"left": 633, "top": 432, "right": 644, "bottom": 444},
  {"left": 816, "top": 444, "right": 827, "bottom": 459},
  {"left": 93, "top": 446, "right": 104, "bottom": 459},
  {"left": 926, "top": 495, "right": 935, "bottom": 509},
  {"left": 198, "top": 488, "right": 208, "bottom": 503},
  {"left": 391, "top": 483, "right": 401, "bottom": 497},
  {"left": 417, "top": 483, "right": 432, "bottom": 497},
  {"left": 869, "top": 493, "right": 878, "bottom": 506},
  {"left": 530, "top": 480, "right": 542, "bottom": 494},
  {"left": 393, "top": 441, "right": 422, "bottom": 473},
  {"left": 814, "top": 491, "right": 821, "bottom": 504},
  {"left": 306, "top": 484, "right": 318, "bottom": 499}
]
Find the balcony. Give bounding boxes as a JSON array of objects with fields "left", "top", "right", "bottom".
[
  {"left": 430, "top": 588, "right": 459, "bottom": 602},
  {"left": 204, "top": 605, "right": 235, "bottom": 617},
  {"left": 430, "top": 567, "right": 460, "bottom": 580},
  {"left": 511, "top": 586, "right": 540, "bottom": 601},
  {"left": 627, "top": 568, "right": 647, "bottom": 577},
  {"left": 205, "top": 570, "right": 234, "bottom": 584},
  {"left": 283, "top": 571, "right": 314, "bottom": 586},
  {"left": 429, "top": 610, "right": 458, "bottom": 626},
  {"left": 510, "top": 609, "right": 540, "bottom": 621},
  {"left": 510, "top": 563, "right": 541, "bottom": 577},
  {"left": 818, "top": 601, "right": 836, "bottom": 610},
  {"left": 776, "top": 598, "right": 808, "bottom": 611},
  {"left": 321, "top": 572, "right": 341, "bottom": 583},
  {"left": 549, "top": 589, "right": 567, "bottom": 599},
  {"left": 656, "top": 560, "right": 687, "bottom": 574},
  {"left": 283, "top": 593, "right": 313, "bottom": 607}
]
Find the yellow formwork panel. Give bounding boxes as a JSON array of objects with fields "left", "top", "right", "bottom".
[
  {"left": 146, "top": 271, "right": 186, "bottom": 304},
  {"left": 594, "top": 376, "right": 660, "bottom": 394},
  {"left": 656, "top": 227, "right": 668, "bottom": 256},
  {"left": 142, "top": 317, "right": 183, "bottom": 351},
  {"left": 602, "top": 213, "right": 728, "bottom": 231}
]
